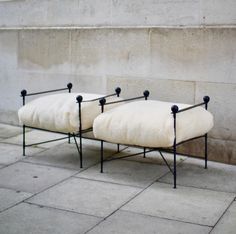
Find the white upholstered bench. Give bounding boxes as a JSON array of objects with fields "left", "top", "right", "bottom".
[
  {"left": 18, "top": 83, "right": 122, "bottom": 168},
  {"left": 93, "top": 93, "right": 214, "bottom": 188}
]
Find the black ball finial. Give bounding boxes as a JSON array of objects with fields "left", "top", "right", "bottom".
[
  {"left": 67, "top": 83, "right": 73, "bottom": 90},
  {"left": 143, "top": 90, "right": 150, "bottom": 99},
  {"left": 21, "top": 89, "right": 27, "bottom": 97},
  {"left": 76, "top": 95, "right": 83, "bottom": 103},
  {"left": 203, "top": 96, "right": 210, "bottom": 103},
  {"left": 99, "top": 98, "right": 106, "bottom": 106},
  {"left": 115, "top": 87, "right": 121, "bottom": 97},
  {"left": 171, "top": 105, "right": 179, "bottom": 114}
]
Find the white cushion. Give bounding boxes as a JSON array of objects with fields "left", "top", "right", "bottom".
[
  {"left": 18, "top": 93, "right": 121, "bottom": 133},
  {"left": 93, "top": 100, "right": 214, "bottom": 148}
]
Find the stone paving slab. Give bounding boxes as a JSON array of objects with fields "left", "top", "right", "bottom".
[
  {"left": 0, "top": 203, "right": 101, "bottom": 234},
  {"left": 0, "top": 123, "right": 24, "bottom": 138},
  {"left": 115, "top": 147, "right": 186, "bottom": 165},
  {"left": 122, "top": 182, "right": 235, "bottom": 226},
  {"left": 160, "top": 157, "right": 236, "bottom": 193},
  {"left": 2, "top": 130, "right": 67, "bottom": 148},
  {"left": 23, "top": 142, "right": 109, "bottom": 170},
  {"left": 0, "top": 162, "right": 76, "bottom": 193},
  {"left": 28, "top": 177, "right": 141, "bottom": 217},
  {"left": 77, "top": 159, "right": 168, "bottom": 188},
  {"left": 0, "top": 143, "right": 45, "bottom": 165},
  {"left": 0, "top": 188, "right": 32, "bottom": 212},
  {"left": 211, "top": 201, "right": 236, "bottom": 234},
  {"left": 87, "top": 210, "right": 211, "bottom": 234}
]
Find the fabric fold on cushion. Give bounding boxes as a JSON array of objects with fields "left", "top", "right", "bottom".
[
  {"left": 18, "top": 93, "right": 122, "bottom": 133},
  {"left": 93, "top": 100, "right": 214, "bottom": 148}
]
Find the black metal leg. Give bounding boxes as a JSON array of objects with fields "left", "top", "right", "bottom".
[
  {"left": 79, "top": 133, "right": 82, "bottom": 168},
  {"left": 101, "top": 140, "right": 104, "bottom": 173},
  {"left": 68, "top": 133, "right": 71, "bottom": 144},
  {"left": 73, "top": 134, "right": 82, "bottom": 168},
  {"left": 23, "top": 125, "right": 26, "bottom": 156},
  {"left": 117, "top": 144, "right": 120, "bottom": 153},
  {"left": 143, "top": 147, "right": 146, "bottom": 158},
  {"left": 205, "top": 133, "right": 208, "bottom": 169},
  {"left": 173, "top": 142, "right": 177, "bottom": 189}
]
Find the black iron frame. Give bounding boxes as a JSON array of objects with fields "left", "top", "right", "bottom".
[
  {"left": 20, "top": 83, "right": 121, "bottom": 168},
  {"left": 99, "top": 92, "right": 210, "bottom": 189}
]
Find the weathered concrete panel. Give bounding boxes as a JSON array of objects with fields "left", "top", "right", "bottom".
[
  {"left": 150, "top": 28, "right": 236, "bottom": 84},
  {"left": 111, "top": 0, "right": 201, "bottom": 26},
  {"left": 202, "top": 0, "right": 236, "bottom": 25},
  {"left": 0, "top": 0, "right": 48, "bottom": 27},
  {"left": 107, "top": 76, "right": 195, "bottom": 103},
  {"left": 47, "top": 0, "right": 111, "bottom": 26},
  {"left": 70, "top": 29, "right": 107, "bottom": 76},
  {"left": 196, "top": 82, "right": 236, "bottom": 141},
  {"left": 0, "top": 30, "right": 19, "bottom": 124},
  {"left": 18, "top": 30, "right": 71, "bottom": 72},
  {"left": 105, "top": 29, "right": 150, "bottom": 77},
  {"left": 71, "top": 29, "right": 150, "bottom": 77},
  {"left": 178, "top": 137, "right": 236, "bottom": 165},
  {"left": 1, "top": 0, "right": 236, "bottom": 27}
]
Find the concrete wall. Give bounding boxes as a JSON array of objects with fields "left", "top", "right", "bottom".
[
  {"left": 0, "top": 1, "right": 235, "bottom": 164},
  {"left": 0, "top": 0, "right": 236, "bottom": 27}
]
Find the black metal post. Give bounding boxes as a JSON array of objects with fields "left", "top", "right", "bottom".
[
  {"left": 101, "top": 140, "right": 104, "bottom": 173},
  {"left": 117, "top": 144, "right": 120, "bottom": 153},
  {"left": 143, "top": 147, "right": 146, "bottom": 158},
  {"left": 99, "top": 98, "right": 106, "bottom": 173},
  {"left": 23, "top": 125, "right": 26, "bottom": 156},
  {"left": 205, "top": 134, "right": 208, "bottom": 169},
  {"left": 171, "top": 105, "right": 179, "bottom": 189},
  {"left": 68, "top": 133, "right": 71, "bottom": 144},
  {"left": 67, "top": 83, "right": 72, "bottom": 93},
  {"left": 203, "top": 96, "right": 210, "bottom": 169},
  {"left": 21, "top": 89, "right": 27, "bottom": 156},
  {"left": 76, "top": 95, "right": 83, "bottom": 168}
]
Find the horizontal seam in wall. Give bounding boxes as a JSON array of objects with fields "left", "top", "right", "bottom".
[{"left": 0, "top": 25, "right": 236, "bottom": 30}]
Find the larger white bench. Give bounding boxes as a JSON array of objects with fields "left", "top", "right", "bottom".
[{"left": 93, "top": 94, "right": 214, "bottom": 188}]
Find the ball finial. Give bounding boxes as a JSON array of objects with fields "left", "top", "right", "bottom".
[
  {"left": 143, "top": 90, "right": 150, "bottom": 99},
  {"left": 115, "top": 87, "right": 121, "bottom": 97},
  {"left": 21, "top": 89, "right": 27, "bottom": 97},
  {"left": 67, "top": 83, "right": 73, "bottom": 90},
  {"left": 203, "top": 96, "right": 210, "bottom": 103},
  {"left": 76, "top": 95, "right": 83, "bottom": 103},
  {"left": 99, "top": 98, "right": 106, "bottom": 106},
  {"left": 171, "top": 105, "right": 179, "bottom": 113}
]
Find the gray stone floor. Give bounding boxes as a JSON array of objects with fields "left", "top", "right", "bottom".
[{"left": 0, "top": 123, "right": 235, "bottom": 234}]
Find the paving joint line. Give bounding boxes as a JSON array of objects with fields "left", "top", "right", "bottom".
[
  {"left": 209, "top": 196, "right": 236, "bottom": 233},
  {"left": 120, "top": 209, "right": 213, "bottom": 228},
  {"left": 72, "top": 176, "right": 143, "bottom": 189},
  {"left": 20, "top": 159, "right": 82, "bottom": 171},
  {"left": 157, "top": 181, "right": 236, "bottom": 195},
  {"left": 24, "top": 201, "right": 103, "bottom": 219}
]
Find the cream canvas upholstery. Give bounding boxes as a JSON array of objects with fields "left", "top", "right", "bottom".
[
  {"left": 18, "top": 93, "right": 121, "bottom": 133},
  {"left": 93, "top": 100, "right": 214, "bottom": 148}
]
